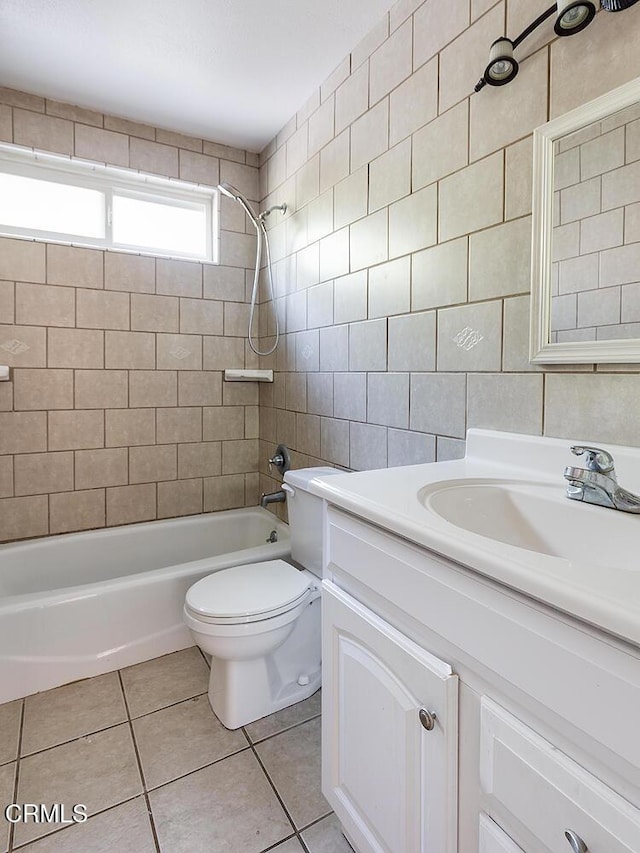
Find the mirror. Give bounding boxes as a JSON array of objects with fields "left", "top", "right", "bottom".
[{"left": 530, "top": 76, "right": 640, "bottom": 363}]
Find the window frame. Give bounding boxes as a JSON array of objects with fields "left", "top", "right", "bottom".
[{"left": 0, "top": 142, "right": 219, "bottom": 263}]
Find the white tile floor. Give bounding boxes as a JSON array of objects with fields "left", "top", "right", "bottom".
[{"left": 0, "top": 648, "right": 354, "bottom": 853}]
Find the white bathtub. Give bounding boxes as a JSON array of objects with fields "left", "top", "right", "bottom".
[{"left": 0, "top": 508, "right": 290, "bottom": 704}]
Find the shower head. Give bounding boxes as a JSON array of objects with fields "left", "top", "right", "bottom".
[
  {"left": 217, "top": 182, "right": 243, "bottom": 201},
  {"left": 217, "top": 182, "right": 262, "bottom": 229}
]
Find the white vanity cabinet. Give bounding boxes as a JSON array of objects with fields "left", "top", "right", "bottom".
[{"left": 321, "top": 504, "right": 640, "bottom": 853}]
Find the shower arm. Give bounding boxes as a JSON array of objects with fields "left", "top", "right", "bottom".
[{"left": 259, "top": 203, "right": 287, "bottom": 221}]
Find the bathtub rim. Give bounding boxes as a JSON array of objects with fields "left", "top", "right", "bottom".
[{"left": 0, "top": 506, "right": 290, "bottom": 610}]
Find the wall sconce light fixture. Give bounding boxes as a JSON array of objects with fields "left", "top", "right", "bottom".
[
  {"left": 475, "top": 0, "right": 637, "bottom": 92},
  {"left": 554, "top": 0, "right": 597, "bottom": 36}
]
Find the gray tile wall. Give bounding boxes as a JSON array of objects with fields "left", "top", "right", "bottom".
[
  {"left": 256, "top": 0, "right": 640, "bottom": 507},
  {"left": 550, "top": 103, "right": 640, "bottom": 342}
]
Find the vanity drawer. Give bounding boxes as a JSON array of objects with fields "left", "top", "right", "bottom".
[
  {"left": 479, "top": 814, "right": 523, "bottom": 853},
  {"left": 480, "top": 697, "right": 640, "bottom": 852}
]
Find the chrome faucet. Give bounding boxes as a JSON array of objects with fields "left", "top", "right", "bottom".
[
  {"left": 563, "top": 445, "right": 640, "bottom": 512},
  {"left": 260, "top": 489, "right": 286, "bottom": 509}
]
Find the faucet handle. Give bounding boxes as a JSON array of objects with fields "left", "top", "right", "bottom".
[
  {"left": 267, "top": 443, "right": 291, "bottom": 475},
  {"left": 570, "top": 445, "right": 615, "bottom": 474},
  {"left": 268, "top": 453, "right": 284, "bottom": 473}
]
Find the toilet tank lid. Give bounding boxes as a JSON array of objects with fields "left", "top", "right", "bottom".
[{"left": 284, "top": 466, "right": 345, "bottom": 491}]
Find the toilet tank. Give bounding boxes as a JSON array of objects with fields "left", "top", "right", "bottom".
[{"left": 283, "top": 467, "right": 345, "bottom": 577}]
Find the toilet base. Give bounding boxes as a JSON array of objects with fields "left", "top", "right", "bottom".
[
  {"left": 208, "top": 594, "right": 321, "bottom": 729},
  {"left": 209, "top": 660, "right": 321, "bottom": 730}
]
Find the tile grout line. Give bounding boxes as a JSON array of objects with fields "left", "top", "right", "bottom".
[
  {"left": 5, "top": 660, "right": 325, "bottom": 851},
  {"left": 252, "top": 832, "right": 297, "bottom": 853},
  {"left": 18, "top": 716, "right": 129, "bottom": 760},
  {"left": 13, "top": 688, "right": 212, "bottom": 761},
  {"left": 248, "top": 740, "right": 299, "bottom": 840},
  {"left": 259, "top": 832, "right": 308, "bottom": 853},
  {"left": 7, "top": 699, "right": 25, "bottom": 853},
  {"left": 116, "top": 670, "right": 162, "bottom": 853},
  {"left": 142, "top": 740, "right": 252, "bottom": 793},
  {"left": 247, "top": 710, "right": 332, "bottom": 851},
  {"left": 195, "top": 644, "right": 211, "bottom": 669},
  {"left": 9, "top": 793, "right": 143, "bottom": 852},
  {"left": 246, "top": 710, "right": 322, "bottom": 747},
  {"left": 296, "top": 809, "right": 336, "bottom": 836}
]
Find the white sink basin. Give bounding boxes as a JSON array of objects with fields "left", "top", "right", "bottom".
[{"left": 418, "top": 478, "right": 640, "bottom": 571}]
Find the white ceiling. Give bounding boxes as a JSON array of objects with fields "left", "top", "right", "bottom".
[{"left": 0, "top": 0, "right": 397, "bottom": 152}]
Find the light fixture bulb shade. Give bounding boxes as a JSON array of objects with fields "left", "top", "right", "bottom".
[
  {"left": 554, "top": 0, "right": 597, "bottom": 34},
  {"left": 484, "top": 38, "right": 519, "bottom": 86},
  {"left": 601, "top": 0, "right": 639, "bottom": 10}
]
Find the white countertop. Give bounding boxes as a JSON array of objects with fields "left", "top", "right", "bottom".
[{"left": 310, "top": 430, "right": 640, "bottom": 650}]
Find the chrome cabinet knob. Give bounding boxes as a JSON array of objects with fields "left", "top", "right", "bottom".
[
  {"left": 565, "top": 830, "right": 588, "bottom": 853},
  {"left": 418, "top": 708, "right": 437, "bottom": 731}
]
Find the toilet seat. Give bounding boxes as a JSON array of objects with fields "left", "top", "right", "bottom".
[{"left": 185, "top": 559, "right": 314, "bottom": 625}]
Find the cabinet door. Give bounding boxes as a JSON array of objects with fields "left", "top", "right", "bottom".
[{"left": 322, "top": 580, "right": 458, "bottom": 853}]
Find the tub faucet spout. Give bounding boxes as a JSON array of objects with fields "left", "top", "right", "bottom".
[{"left": 260, "top": 489, "right": 286, "bottom": 509}]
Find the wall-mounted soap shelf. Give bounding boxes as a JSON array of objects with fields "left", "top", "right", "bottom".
[
  {"left": 0, "top": 366, "right": 10, "bottom": 381},
  {"left": 223, "top": 369, "right": 274, "bottom": 383}
]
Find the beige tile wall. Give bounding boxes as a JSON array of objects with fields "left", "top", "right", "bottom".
[
  {"left": 256, "top": 0, "right": 640, "bottom": 509},
  {"left": 0, "top": 88, "right": 261, "bottom": 542},
  {"left": 3, "top": 3, "right": 640, "bottom": 538}
]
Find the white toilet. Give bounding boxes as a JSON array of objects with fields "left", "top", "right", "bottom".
[{"left": 183, "top": 467, "right": 341, "bottom": 729}]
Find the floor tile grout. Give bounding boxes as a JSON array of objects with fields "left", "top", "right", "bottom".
[
  {"left": 297, "top": 808, "right": 335, "bottom": 834},
  {"left": 195, "top": 644, "right": 211, "bottom": 669},
  {"left": 9, "top": 794, "right": 143, "bottom": 852},
  {"left": 8, "top": 725, "right": 305, "bottom": 851},
  {"left": 126, "top": 689, "right": 210, "bottom": 721},
  {"left": 143, "top": 743, "right": 252, "bottom": 794},
  {"left": 5, "top": 652, "right": 331, "bottom": 853},
  {"left": 297, "top": 811, "right": 334, "bottom": 834},
  {"left": 10, "top": 693, "right": 320, "bottom": 765},
  {"left": 247, "top": 729, "right": 333, "bottom": 853},
  {"left": 15, "top": 689, "right": 214, "bottom": 763},
  {"left": 259, "top": 832, "right": 304, "bottom": 852},
  {"left": 7, "top": 699, "right": 25, "bottom": 853},
  {"left": 246, "top": 709, "right": 322, "bottom": 746},
  {"left": 249, "top": 740, "right": 299, "bottom": 837},
  {"left": 18, "top": 717, "right": 130, "bottom": 761},
  {"left": 117, "top": 670, "right": 162, "bottom": 853}
]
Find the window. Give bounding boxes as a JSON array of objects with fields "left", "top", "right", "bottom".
[{"left": 0, "top": 143, "right": 217, "bottom": 262}]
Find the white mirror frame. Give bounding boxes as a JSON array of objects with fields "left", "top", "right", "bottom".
[{"left": 530, "top": 76, "right": 640, "bottom": 364}]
